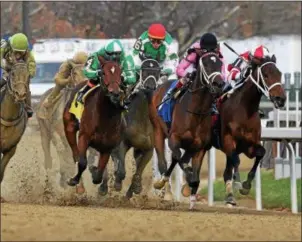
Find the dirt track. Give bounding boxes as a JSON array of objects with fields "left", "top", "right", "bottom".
[
  {"left": 1, "top": 120, "right": 301, "bottom": 241},
  {"left": 2, "top": 202, "right": 301, "bottom": 241}
]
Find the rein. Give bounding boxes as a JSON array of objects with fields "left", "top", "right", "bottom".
[{"left": 186, "top": 52, "right": 222, "bottom": 116}]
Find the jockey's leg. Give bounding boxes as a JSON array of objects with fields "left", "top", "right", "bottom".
[
  {"left": 43, "top": 85, "right": 63, "bottom": 108},
  {"left": 25, "top": 91, "right": 33, "bottom": 118},
  {"left": 162, "top": 79, "right": 184, "bottom": 102},
  {"left": 76, "top": 80, "right": 96, "bottom": 103},
  {"left": 0, "top": 78, "right": 7, "bottom": 89}
]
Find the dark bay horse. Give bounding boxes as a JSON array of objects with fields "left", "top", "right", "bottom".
[
  {"left": 99, "top": 59, "right": 161, "bottom": 198},
  {"left": 63, "top": 56, "right": 125, "bottom": 188},
  {"left": 149, "top": 51, "right": 225, "bottom": 209},
  {"left": 214, "top": 54, "right": 286, "bottom": 206}
]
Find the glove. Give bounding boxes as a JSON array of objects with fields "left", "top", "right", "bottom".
[
  {"left": 96, "top": 69, "right": 103, "bottom": 77},
  {"left": 240, "top": 66, "right": 252, "bottom": 79}
]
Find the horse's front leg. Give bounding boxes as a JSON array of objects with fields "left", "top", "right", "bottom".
[
  {"left": 187, "top": 149, "right": 206, "bottom": 210},
  {"left": 90, "top": 152, "right": 110, "bottom": 184},
  {"left": 240, "top": 143, "right": 266, "bottom": 195},
  {"left": 152, "top": 124, "right": 169, "bottom": 190},
  {"left": 223, "top": 153, "right": 237, "bottom": 206},
  {"left": 67, "top": 133, "right": 89, "bottom": 186}
]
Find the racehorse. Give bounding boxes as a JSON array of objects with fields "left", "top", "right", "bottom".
[
  {"left": 36, "top": 63, "right": 98, "bottom": 189},
  {"left": 0, "top": 61, "right": 30, "bottom": 201},
  {"left": 213, "top": 53, "right": 286, "bottom": 206},
  {"left": 149, "top": 50, "right": 225, "bottom": 208},
  {"left": 100, "top": 59, "right": 161, "bottom": 198},
  {"left": 63, "top": 56, "right": 125, "bottom": 189}
]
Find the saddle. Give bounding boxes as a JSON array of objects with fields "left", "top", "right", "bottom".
[{"left": 69, "top": 84, "right": 100, "bottom": 122}]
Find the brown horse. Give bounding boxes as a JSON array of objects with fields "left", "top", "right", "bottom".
[
  {"left": 0, "top": 61, "right": 29, "bottom": 201},
  {"left": 213, "top": 54, "right": 286, "bottom": 205},
  {"left": 149, "top": 51, "right": 225, "bottom": 208},
  {"left": 36, "top": 63, "right": 98, "bottom": 189},
  {"left": 63, "top": 56, "right": 125, "bottom": 188}
]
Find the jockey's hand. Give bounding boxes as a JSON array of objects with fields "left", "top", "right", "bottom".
[
  {"left": 240, "top": 66, "right": 252, "bottom": 79},
  {"left": 160, "top": 70, "right": 169, "bottom": 77},
  {"left": 96, "top": 69, "right": 103, "bottom": 77}
]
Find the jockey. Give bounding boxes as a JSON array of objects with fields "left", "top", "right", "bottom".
[
  {"left": 226, "top": 45, "right": 272, "bottom": 86},
  {"left": 226, "top": 45, "right": 272, "bottom": 118},
  {"left": 0, "top": 33, "right": 36, "bottom": 118},
  {"left": 164, "top": 32, "right": 225, "bottom": 115},
  {"left": 76, "top": 39, "right": 136, "bottom": 109},
  {"left": 132, "top": 23, "right": 179, "bottom": 82},
  {"left": 43, "top": 51, "right": 88, "bottom": 108}
]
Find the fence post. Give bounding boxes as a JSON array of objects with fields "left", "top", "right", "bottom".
[
  {"left": 283, "top": 73, "right": 292, "bottom": 178},
  {"left": 208, "top": 148, "right": 214, "bottom": 206},
  {"left": 294, "top": 72, "right": 301, "bottom": 178}
]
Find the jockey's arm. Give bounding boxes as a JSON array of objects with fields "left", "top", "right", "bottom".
[
  {"left": 27, "top": 50, "right": 36, "bottom": 78},
  {"left": 54, "top": 61, "right": 72, "bottom": 86},
  {"left": 132, "top": 35, "right": 145, "bottom": 72},
  {"left": 83, "top": 53, "right": 100, "bottom": 80},
  {"left": 0, "top": 43, "right": 9, "bottom": 70},
  {"left": 121, "top": 54, "right": 137, "bottom": 85},
  {"left": 161, "top": 43, "right": 179, "bottom": 78},
  {"left": 176, "top": 50, "right": 197, "bottom": 84}
]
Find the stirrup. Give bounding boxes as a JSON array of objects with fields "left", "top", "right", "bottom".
[{"left": 76, "top": 92, "right": 85, "bottom": 103}]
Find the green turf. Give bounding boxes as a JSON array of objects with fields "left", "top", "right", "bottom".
[{"left": 200, "top": 170, "right": 301, "bottom": 211}]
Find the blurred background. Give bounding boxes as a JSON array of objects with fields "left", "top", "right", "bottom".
[{"left": 1, "top": 1, "right": 301, "bottom": 54}]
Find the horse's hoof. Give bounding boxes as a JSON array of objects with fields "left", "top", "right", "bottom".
[
  {"left": 239, "top": 188, "right": 250, "bottom": 195},
  {"left": 92, "top": 177, "right": 102, "bottom": 185},
  {"left": 114, "top": 181, "right": 123, "bottom": 192},
  {"left": 126, "top": 188, "right": 133, "bottom": 199},
  {"left": 67, "top": 177, "right": 79, "bottom": 186},
  {"left": 239, "top": 181, "right": 251, "bottom": 195},
  {"left": 133, "top": 184, "right": 142, "bottom": 195},
  {"left": 226, "top": 203, "right": 235, "bottom": 208},
  {"left": 181, "top": 183, "right": 191, "bottom": 197},
  {"left": 98, "top": 185, "right": 108, "bottom": 196},
  {"left": 225, "top": 194, "right": 237, "bottom": 206},
  {"left": 153, "top": 179, "right": 166, "bottom": 190},
  {"left": 76, "top": 185, "right": 86, "bottom": 194}
]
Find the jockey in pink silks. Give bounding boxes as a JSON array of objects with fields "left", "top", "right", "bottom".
[{"left": 165, "top": 32, "right": 227, "bottom": 115}]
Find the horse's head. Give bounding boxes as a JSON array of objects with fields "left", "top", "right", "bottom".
[
  {"left": 69, "top": 63, "right": 86, "bottom": 86},
  {"left": 196, "top": 50, "right": 225, "bottom": 96},
  {"left": 8, "top": 61, "right": 29, "bottom": 102},
  {"left": 249, "top": 53, "right": 286, "bottom": 109},
  {"left": 98, "top": 56, "right": 123, "bottom": 104},
  {"left": 140, "top": 59, "right": 161, "bottom": 90}
]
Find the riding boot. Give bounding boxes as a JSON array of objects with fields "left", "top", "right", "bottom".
[
  {"left": 258, "top": 109, "right": 265, "bottom": 118},
  {"left": 0, "top": 78, "right": 7, "bottom": 89},
  {"left": 163, "top": 81, "right": 182, "bottom": 102},
  {"left": 211, "top": 102, "right": 219, "bottom": 116},
  {"left": 76, "top": 85, "right": 91, "bottom": 104},
  {"left": 25, "top": 91, "right": 34, "bottom": 118},
  {"left": 43, "top": 85, "right": 62, "bottom": 108}
]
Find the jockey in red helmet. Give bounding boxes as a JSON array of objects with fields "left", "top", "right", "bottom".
[{"left": 132, "top": 23, "right": 179, "bottom": 83}]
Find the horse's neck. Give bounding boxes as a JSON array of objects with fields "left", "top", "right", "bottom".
[
  {"left": 190, "top": 79, "right": 212, "bottom": 111},
  {"left": 238, "top": 78, "right": 262, "bottom": 115},
  {"left": 1, "top": 87, "right": 22, "bottom": 120}
]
